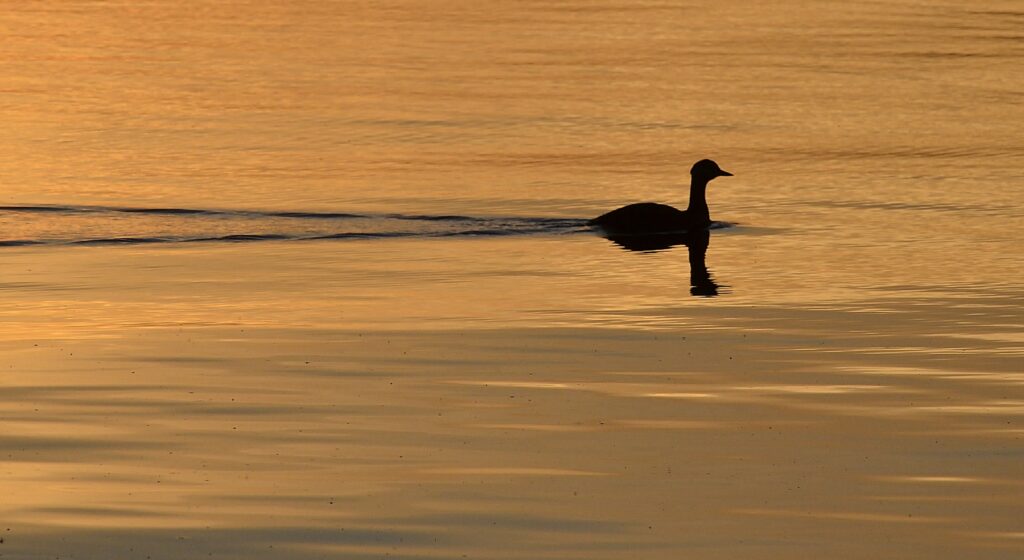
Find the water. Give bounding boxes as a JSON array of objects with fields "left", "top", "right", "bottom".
[
  {"left": 1, "top": 1, "right": 1022, "bottom": 558},
  {"left": 0, "top": 204, "right": 591, "bottom": 245}
]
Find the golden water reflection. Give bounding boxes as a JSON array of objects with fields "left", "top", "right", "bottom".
[
  {"left": 1, "top": 0, "right": 1022, "bottom": 557},
  {"left": 2, "top": 239, "right": 1021, "bottom": 557}
]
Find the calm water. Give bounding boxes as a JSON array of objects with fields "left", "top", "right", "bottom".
[{"left": 1, "top": 1, "right": 1022, "bottom": 558}]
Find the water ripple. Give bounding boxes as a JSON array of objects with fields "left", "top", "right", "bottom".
[{"left": 0, "top": 204, "right": 591, "bottom": 247}]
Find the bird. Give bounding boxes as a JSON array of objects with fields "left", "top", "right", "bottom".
[{"left": 589, "top": 159, "right": 732, "bottom": 235}]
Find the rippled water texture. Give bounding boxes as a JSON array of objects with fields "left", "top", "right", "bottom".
[
  {"left": 0, "top": 204, "right": 591, "bottom": 245},
  {"left": 0, "top": 1, "right": 1022, "bottom": 559}
]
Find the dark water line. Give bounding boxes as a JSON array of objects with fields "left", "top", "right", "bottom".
[
  {"left": 192, "top": 234, "right": 294, "bottom": 242},
  {"left": 0, "top": 204, "right": 592, "bottom": 225},
  {"left": 2, "top": 227, "right": 591, "bottom": 248},
  {"left": 267, "top": 211, "right": 367, "bottom": 220},
  {"left": 384, "top": 213, "right": 479, "bottom": 222},
  {"left": 118, "top": 208, "right": 219, "bottom": 216},
  {"left": 0, "top": 204, "right": 593, "bottom": 247},
  {"left": 305, "top": 232, "right": 417, "bottom": 241},
  {"left": 0, "top": 204, "right": 467, "bottom": 222},
  {"left": 0, "top": 239, "right": 47, "bottom": 247},
  {"left": 71, "top": 237, "right": 173, "bottom": 246},
  {"left": 0, "top": 204, "right": 364, "bottom": 219},
  {"left": 0, "top": 206, "right": 77, "bottom": 213}
]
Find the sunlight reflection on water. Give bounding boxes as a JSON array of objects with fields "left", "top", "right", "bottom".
[{"left": 1, "top": 0, "right": 1022, "bottom": 558}]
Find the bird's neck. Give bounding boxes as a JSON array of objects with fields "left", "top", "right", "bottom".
[{"left": 685, "top": 177, "right": 711, "bottom": 222}]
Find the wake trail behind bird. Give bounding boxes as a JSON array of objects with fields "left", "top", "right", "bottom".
[{"left": 0, "top": 204, "right": 591, "bottom": 248}]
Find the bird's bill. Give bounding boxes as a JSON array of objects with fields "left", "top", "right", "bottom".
[{"left": 718, "top": 169, "right": 733, "bottom": 177}]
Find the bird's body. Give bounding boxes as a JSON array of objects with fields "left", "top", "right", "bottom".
[
  {"left": 589, "top": 159, "right": 731, "bottom": 235},
  {"left": 589, "top": 202, "right": 706, "bottom": 234}
]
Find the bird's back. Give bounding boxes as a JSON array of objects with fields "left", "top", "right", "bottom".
[{"left": 589, "top": 202, "right": 701, "bottom": 234}]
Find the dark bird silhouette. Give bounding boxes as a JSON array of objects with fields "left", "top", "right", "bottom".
[
  {"left": 589, "top": 159, "right": 732, "bottom": 235},
  {"left": 604, "top": 229, "right": 721, "bottom": 297}
]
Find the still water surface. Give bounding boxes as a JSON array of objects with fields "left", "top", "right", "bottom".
[{"left": 1, "top": 1, "right": 1022, "bottom": 558}]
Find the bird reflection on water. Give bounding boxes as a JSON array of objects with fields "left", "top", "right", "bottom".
[{"left": 602, "top": 228, "right": 722, "bottom": 297}]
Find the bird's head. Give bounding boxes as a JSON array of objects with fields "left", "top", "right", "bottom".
[{"left": 690, "top": 159, "right": 732, "bottom": 182}]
